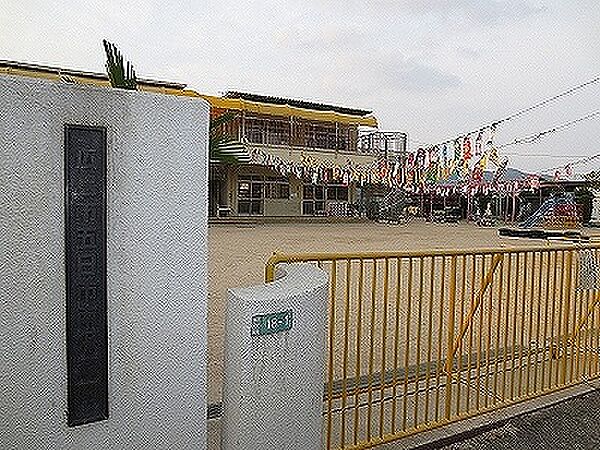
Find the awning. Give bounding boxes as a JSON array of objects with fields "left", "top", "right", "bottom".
[
  {"left": 182, "top": 91, "right": 378, "bottom": 127},
  {"left": 211, "top": 141, "right": 251, "bottom": 164}
]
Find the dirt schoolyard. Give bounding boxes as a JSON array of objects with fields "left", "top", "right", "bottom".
[{"left": 207, "top": 220, "right": 553, "bottom": 403}]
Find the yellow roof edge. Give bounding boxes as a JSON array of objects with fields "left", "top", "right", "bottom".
[
  {"left": 0, "top": 65, "right": 187, "bottom": 94},
  {"left": 198, "top": 93, "right": 378, "bottom": 127}
]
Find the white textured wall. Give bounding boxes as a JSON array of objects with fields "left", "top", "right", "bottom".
[
  {"left": 222, "top": 263, "right": 328, "bottom": 450},
  {"left": 0, "top": 75, "right": 208, "bottom": 449},
  {"left": 590, "top": 189, "right": 600, "bottom": 225}
]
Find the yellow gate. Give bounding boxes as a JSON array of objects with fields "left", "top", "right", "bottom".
[{"left": 265, "top": 244, "right": 600, "bottom": 449}]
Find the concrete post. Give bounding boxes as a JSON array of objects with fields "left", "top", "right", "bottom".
[
  {"left": 589, "top": 188, "right": 600, "bottom": 226},
  {"left": 222, "top": 263, "right": 328, "bottom": 450},
  {"left": 0, "top": 75, "right": 208, "bottom": 450}
]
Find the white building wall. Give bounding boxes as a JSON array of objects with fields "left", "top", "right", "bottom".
[{"left": 0, "top": 75, "right": 208, "bottom": 450}]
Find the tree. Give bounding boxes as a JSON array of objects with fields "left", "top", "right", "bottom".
[{"left": 102, "top": 39, "right": 137, "bottom": 90}]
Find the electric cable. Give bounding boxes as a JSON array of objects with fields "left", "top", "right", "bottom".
[
  {"left": 498, "top": 110, "right": 600, "bottom": 148},
  {"left": 417, "top": 74, "right": 600, "bottom": 147},
  {"left": 537, "top": 152, "right": 600, "bottom": 175}
]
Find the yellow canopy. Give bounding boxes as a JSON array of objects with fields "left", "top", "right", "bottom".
[{"left": 185, "top": 91, "right": 378, "bottom": 128}]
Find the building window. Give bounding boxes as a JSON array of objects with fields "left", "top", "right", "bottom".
[
  {"left": 238, "top": 174, "right": 290, "bottom": 215},
  {"left": 265, "top": 176, "right": 290, "bottom": 199},
  {"left": 265, "top": 121, "right": 291, "bottom": 146},
  {"left": 245, "top": 119, "right": 264, "bottom": 144},
  {"left": 238, "top": 175, "right": 263, "bottom": 215},
  {"left": 241, "top": 113, "right": 360, "bottom": 152},
  {"left": 327, "top": 185, "right": 349, "bottom": 201},
  {"left": 302, "top": 184, "right": 326, "bottom": 215},
  {"left": 303, "top": 183, "right": 349, "bottom": 215},
  {"left": 245, "top": 117, "right": 291, "bottom": 146}
]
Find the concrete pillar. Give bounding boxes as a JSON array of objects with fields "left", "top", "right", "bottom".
[
  {"left": 0, "top": 75, "right": 208, "bottom": 450},
  {"left": 590, "top": 188, "right": 600, "bottom": 226},
  {"left": 222, "top": 263, "right": 329, "bottom": 450}
]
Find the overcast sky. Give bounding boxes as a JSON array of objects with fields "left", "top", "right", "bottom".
[{"left": 1, "top": 0, "right": 598, "bottom": 173}]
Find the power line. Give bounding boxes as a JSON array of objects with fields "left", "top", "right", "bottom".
[
  {"left": 498, "top": 110, "right": 600, "bottom": 148},
  {"left": 407, "top": 138, "right": 430, "bottom": 149},
  {"left": 505, "top": 111, "right": 600, "bottom": 173},
  {"left": 418, "top": 74, "right": 600, "bottom": 147},
  {"left": 408, "top": 138, "right": 429, "bottom": 145},
  {"left": 500, "top": 76, "right": 600, "bottom": 124},
  {"left": 504, "top": 153, "right": 590, "bottom": 158},
  {"left": 537, "top": 151, "right": 600, "bottom": 174}
]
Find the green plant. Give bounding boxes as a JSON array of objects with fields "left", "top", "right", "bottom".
[
  {"left": 210, "top": 112, "right": 241, "bottom": 164},
  {"left": 101, "top": 40, "right": 240, "bottom": 164},
  {"left": 102, "top": 39, "right": 137, "bottom": 90}
]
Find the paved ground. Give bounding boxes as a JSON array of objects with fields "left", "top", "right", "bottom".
[
  {"left": 436, "top": 388, "right": 600, "bottom": 450},
  {"left": 208, "top": 383, "right": 600, "bottom": 449},
  {"left": 207, "top": 221, "right": 600, "bottom": 449}
]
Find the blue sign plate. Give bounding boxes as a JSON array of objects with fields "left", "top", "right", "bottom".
[{"left": 251, "top": 310, "right": 293, "bottom": 336}]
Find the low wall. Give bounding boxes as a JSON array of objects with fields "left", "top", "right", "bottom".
[{"left": 264, "top": 198, "right": 301, "bottom": 216}]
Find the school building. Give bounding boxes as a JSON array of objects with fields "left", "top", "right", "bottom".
[{"left": 204, "top": 91, "right": 407, "bottom": 217}]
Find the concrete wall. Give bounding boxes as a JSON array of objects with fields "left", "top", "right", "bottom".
[
  {"left": 222, "top": 263, "right": 328, "bottom": 450},
  {"left": 0, "top": 75, "right": 208, "bottom": 449}
]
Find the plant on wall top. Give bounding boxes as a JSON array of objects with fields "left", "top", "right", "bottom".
[
  {"left": 101, "top": 39, "right": 240, "bottom": 163},
  {"left": 103, "top": 39, "right": 137, "bottom": 90}
]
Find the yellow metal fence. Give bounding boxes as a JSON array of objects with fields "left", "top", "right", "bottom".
[{"left": 265, "top": 245, "right": 600, "bottom": 449}]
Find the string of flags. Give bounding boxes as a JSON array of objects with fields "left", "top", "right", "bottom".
[
  {"left": 553, "top": 164, "right": 573, "bottom": 181},
  {"left": 248, "top": 146, "right": 381, "bottom": 186},
  {"left": 543, "top": 153, "right": 600, "bottom": 182},
  {"left": 237, "top": 76, "right": 600, "bottom": 193},
  {"left": 247, "top": 124, "right": 540, "bottom": 194}
]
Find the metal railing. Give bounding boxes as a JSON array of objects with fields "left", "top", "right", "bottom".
[{"left": 265, "top": 244, "right": 600, "bottom": 449}]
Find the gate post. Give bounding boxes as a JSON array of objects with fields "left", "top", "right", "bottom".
[
  {"left": 222, "top": 263, "right": 329, "bottom": 450},
  {"left": 0, "top": 75, "right": 208, "bottom": 449}
]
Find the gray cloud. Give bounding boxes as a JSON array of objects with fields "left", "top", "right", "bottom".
[
  {"left": 2, "top": 0, "right": 598, "bottom": 172},
  {"left": 456, "top": 47, "right": 481, "bottom": 61},
  {"left": 278, "top": 28, "right": 463, "bottom": 94},
  {"left": 405, "top": 0, "right": 545, "bottom": 20}
]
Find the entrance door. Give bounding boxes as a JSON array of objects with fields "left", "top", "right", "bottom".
[{"left": 237, "top": 175, "right": 264, "bottom": 215}]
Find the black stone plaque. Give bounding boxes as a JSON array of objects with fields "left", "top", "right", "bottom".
[{"left": 65, "top": 125, "right": 108, "bottom": 426}]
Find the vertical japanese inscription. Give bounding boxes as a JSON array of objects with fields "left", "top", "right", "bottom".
[{"left": 65, "top": 125, "right": 108, "bottom": 426}]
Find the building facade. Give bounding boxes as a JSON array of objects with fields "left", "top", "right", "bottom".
[{"left": 205, "top": 91, "right": 407, "bottom": 217}]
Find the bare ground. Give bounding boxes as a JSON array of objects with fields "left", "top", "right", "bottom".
[{"left": 207, "top": 220, "right": 564, "bottom": 403}]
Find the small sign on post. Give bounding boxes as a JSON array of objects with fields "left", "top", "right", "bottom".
[
  {"left": 223, "top": 264, "right": 328, "bottom": 450},
  {"left": 251, "top": 310, "right": 293, "bottom": 336}
]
